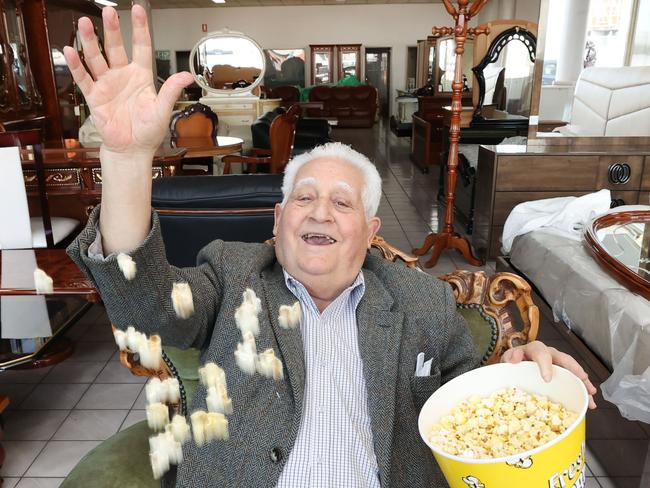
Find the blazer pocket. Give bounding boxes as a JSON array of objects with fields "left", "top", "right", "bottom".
[{"left": 410, "top": 367, "right": 442, "bottom": 412}]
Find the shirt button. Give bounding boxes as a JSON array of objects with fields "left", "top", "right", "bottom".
[{"left": 270, "top": 447, "right": 283, "bottom": 464}]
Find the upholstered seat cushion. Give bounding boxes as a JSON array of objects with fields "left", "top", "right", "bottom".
[
  {"left": 457, "top": 306, "right": 498, "bottom": 365},
  {"left": 61, "top": 421, "right": 158, "bottom": 488},
  {"left": 30, "top": 216, "right": 79, "bottom": 248}
]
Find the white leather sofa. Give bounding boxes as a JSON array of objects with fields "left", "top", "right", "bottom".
[{"left": 556, "top": 66, "right": 650, "bottom": 136}]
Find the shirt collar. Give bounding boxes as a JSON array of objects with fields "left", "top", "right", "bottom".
[{"left": 282, "top": 268, "right": 366, "bottom": 314}]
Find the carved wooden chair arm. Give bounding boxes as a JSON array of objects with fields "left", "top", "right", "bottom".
[
  {"left": 111, "top": 325, "right": 187, "bottom": 415},
  {"left": 370, "top": 235, "right": 421, "bottom": 270}
]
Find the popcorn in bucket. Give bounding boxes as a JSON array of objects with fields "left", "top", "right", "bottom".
[{"left": 418, "top": 362, "right": 589, "bottom": 488}]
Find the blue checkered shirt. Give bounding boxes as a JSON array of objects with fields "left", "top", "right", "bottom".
[{"left": 276, "top": 270, "right": 381, "bottom": 488}]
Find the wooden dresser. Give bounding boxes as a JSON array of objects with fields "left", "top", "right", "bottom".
[{"left": 472, "top": 144, "right": 650, "bottom": 261}]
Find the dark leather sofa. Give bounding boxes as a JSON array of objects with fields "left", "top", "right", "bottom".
[
  {"left": 266, "top": 85, "right": 300, "bottom": 108},
  {"left": 307, "top": 85, "right": 377, "bottom": 128},
  {"left": 251, "top": 106, "right": 330, "bottom": 155},
  {"left": 151, "top": 174, "right": 282, "bottom": 267}
]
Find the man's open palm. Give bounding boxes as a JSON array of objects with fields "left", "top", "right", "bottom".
[{"left": 64, "top": 6, "right": 192, "bottom": 155}]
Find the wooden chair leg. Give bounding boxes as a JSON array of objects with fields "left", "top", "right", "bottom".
[{"left": 223, "top": 161, "right": 231, "bottom": 175}]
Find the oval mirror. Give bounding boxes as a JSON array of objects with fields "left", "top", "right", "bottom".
[
  {"left": 190, "top": 30, "right": 265, "bottom": 95},
  {"left": 584, "top": 208, "right": 650, "bottom": 301}
]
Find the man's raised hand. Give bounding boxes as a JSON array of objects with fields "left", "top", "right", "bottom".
[{"left": 63, "top": 5, "right": 193, "bottom": 157}]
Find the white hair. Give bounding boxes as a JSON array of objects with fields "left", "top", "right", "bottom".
[{"left": 281, "top": 142, "right": 382, "bottom": 219}]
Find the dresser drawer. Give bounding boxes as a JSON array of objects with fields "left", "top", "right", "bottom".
[
  {"left": 219, "top": 114, "right": 255, "bottom": 126},
  {"left": 642, "top": 156, "right": 650, "bottom": 190},
  {"left": 496, "top": 155, "right": 644, "bottom": 191}
]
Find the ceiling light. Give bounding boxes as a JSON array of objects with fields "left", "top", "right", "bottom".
[
  {"left": 212, "top": 0, "right": 226, "bottom": 3},
  {"left": 95, "top": 0, "right": 118, "bottom": 6}
]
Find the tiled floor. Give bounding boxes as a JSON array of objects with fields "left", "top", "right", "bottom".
[{"left": 1, "top": 121, "right": 648, "bottom": 487}]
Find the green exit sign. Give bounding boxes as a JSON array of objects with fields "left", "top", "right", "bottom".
[{"left": 155, "top": 50, "right": 171, "bottom": 61}]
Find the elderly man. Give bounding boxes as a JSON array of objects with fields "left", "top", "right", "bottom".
[{"left": 64, "top": 6, "right": 596, "bottom": 488}]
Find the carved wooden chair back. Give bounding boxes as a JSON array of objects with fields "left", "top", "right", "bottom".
[
  {"left": 439, "top": 270, "right": 539, "bottom": 364},
  {"left": 268, "top": 104, "right": 299, "bottom": 173},
  {"left": 170, "top": 102, "right": 219, "bottom": 141}
]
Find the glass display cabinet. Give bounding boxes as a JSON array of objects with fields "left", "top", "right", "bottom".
[
  {"left": 310, "top": 44, "right": 334, "bottom": 85},
  {"left": 337, "top": 44, "right": 361, "bottom": 80}
]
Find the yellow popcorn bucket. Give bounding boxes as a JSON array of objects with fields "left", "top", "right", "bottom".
[{"left": 418, "top": 361, "right": 588, "bottom": 488}]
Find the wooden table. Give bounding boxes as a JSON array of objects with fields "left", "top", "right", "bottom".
[
  {"left": 0, "top": 249, "right": 98, "bottom": 370},
  {"left": 20, "top": 143, "right": 187, "bottom": 223},
  {"left": 172, "top": 135, "right": 243, "bottom": 159}
]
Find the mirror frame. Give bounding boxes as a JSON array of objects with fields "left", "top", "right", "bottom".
[
  {"left": 189, "top": 29, "right": 266, "bottom": 96},
  {"left": 527, "top": 0, "right": 650, "bottom": 146},
  {"left": 584, "top": 209, "right": 650, "bottom": 301},
  {"left": 472, "top": 26, "right": 536, "bottom": 120}
]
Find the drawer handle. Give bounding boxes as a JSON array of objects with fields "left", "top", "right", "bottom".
[
  {"left": 608, "top": 163, "right": 631, "bottom": 184},
  {"left": 610, "top": 198, "right": 626, "bottom": 208}
]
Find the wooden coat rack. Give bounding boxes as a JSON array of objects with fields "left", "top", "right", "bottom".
[{"left": 413, "top": 0, "right": 488, "bottom": 268}]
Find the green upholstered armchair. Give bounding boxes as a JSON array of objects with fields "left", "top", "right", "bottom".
[{"left": 61, "top": 239, "right": 538, "bottom": 487}]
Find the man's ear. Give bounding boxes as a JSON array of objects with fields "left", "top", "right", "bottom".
[
  {"left": 273, "top": 203, "right": 282, "bottom": 237},
  {"left": 366, "top": 216, "right": 381, "bottom": 247}
]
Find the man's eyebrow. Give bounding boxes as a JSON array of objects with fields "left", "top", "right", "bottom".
[
  {"left": 293, "top": 177, "right": 317, "bottom": 192},
  {"left": 333, "top": 181, "right": 354, "bottom": 195}
]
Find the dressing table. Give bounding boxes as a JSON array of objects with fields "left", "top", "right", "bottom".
[{"left": 175, "top": 30, "right": 280, "bottom": 130}]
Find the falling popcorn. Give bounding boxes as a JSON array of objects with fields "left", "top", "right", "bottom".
[
  {"left": 33, "top": 268, "right": 53, "bottom": 294},
  {"left": 206, "top": 383, "right": 233, "bottom": 415},
  {"left": 149, "top": 431, "right": 183, "bottom": 479},
  {"left": 234, "top": 331, "right": 257, "bottom": 375},
  {"left": 139, "top": 334, "right": 163, "bottom": 370},
  {"left": 146, "top": 377, "right": 180, "bottom": 404},
  {"left": 113, "top": 329, "right": 128, "bottom": 351},
  {"left": 242, "top": 288, "right": 262, "bottom": 315},
  {"left": 164, "top": 378, "right": 181, "bottom": 404},
  {"left": 235, "top": 302, "right": 260, "bottom": 337},
  {"left": 171, "top": 282, "right": 194, "bottom": 319},
  {"left": 199, "top": 362, "right": 227, "bottom": 390},
  {"left": 168, "top": 414, "right": 191, "bottom": 444},
  {"left": 116, "top": 253, "right": 137, "bottom": 281},
  {"left": 278, "top": 302, "right": 300, "bottom": 330},
  {"left": 191, "top": 410, "right": 229, "bottom": 446},
  {"left": 257, "top": 348, "right": 284, "bottom": 381},
  {"left": 146, "top": 402, "right": 170, "bottom": 431},
  {"left": 125, "top": 326, "right": 143, "bottom": 351}
]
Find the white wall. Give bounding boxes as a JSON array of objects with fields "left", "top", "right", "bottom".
[{"left": 118, "top": 1, "right": 541, "bottom": 116}]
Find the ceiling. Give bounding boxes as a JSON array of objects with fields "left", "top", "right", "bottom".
[{"left": 112, "top": 0, "right": 438, "bottom": 8}]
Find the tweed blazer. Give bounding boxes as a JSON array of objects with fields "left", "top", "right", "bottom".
[{"left": 68, "top": 209, "right": 479, "bottom": 488}]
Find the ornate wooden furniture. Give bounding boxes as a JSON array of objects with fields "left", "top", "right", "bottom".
[
  {"left": 412, "top": 0, "right": 487, "bottom": 269},
  {"left": 310, "top": 44, "right": 334, "bottom": 85},
  {"left": 170, "top": 102, "right": 219, "bottom": 174},
  {"left": 0, "top": 249, "right": 98, "bottom": 370},
  {"left": 19, "top": 144, "right": 185, "bottom": 224},
  {"left": 221, "top": 105, "right": 299, "bottom": 174},
  {"left": 472, "top": 144, "right": 650, "bottom": 261},
  {"left": 439, "top": 270, "right": 539, "bottom": 365},
  {"left": 409, "top": 34, "right": 475, "bottom": 172},
  {"left": 584, "top": 209, "right": 650, "bottom": 301},
  {"left": 337, "top": 44, "right": 361, "bottom": 80}
]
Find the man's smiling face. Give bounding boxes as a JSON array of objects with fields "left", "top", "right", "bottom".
[{"left": 273, "top": 157, "right": 381, "bottom": 296}]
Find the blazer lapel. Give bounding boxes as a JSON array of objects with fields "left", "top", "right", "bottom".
[
  {"left": 357, "top": 270, "right": 403, "bottom": 487},
  {"left": 260, "top": 263, "right": 306, "bottom": 420}
]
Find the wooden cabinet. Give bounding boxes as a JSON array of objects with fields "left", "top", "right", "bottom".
[
  {"left": 310, "top": 45, "right": 334, "bottom": 85},
  {"left": 0, "top": 0, "right": 102, "bottom": 143},
  {"left": 337, "top": 44, "right": 360, "bottom": 80},
  {"left": 472, "top": 146, "right": 650, "bottom": 261},
  {"left": 0, "top": 0, "right": 43, "bottom": 128}
]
